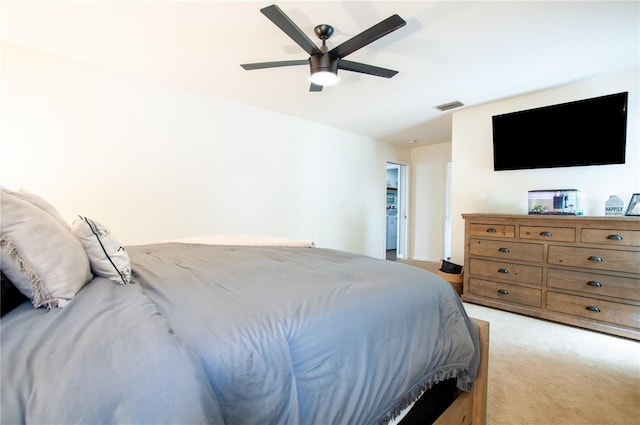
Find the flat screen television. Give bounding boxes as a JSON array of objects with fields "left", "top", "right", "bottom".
[{"left": 492, "top": 92, "right": 628, "bottom": 171}]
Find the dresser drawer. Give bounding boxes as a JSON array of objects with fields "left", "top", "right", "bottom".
[
  {"left": 469, "top": 278, "right": 541, "bottom": 307},
  {"left": 469, "top": 239, "right": 543, "bottom": 262},
  {"left": 469, "top": 258, "right": 542, "bottom": 286},
  {"left": 547, "top": 291, "right": 640, "bottom": 329},
  {"left": 548, "top": 245, "right": 640, "bottom": 274},
  {"left": 519, "top": 225, "right": 576, "bottom": 242},
  {"left": 547, "top": 268, "right": 640, "bottom": 301},
  {"left": 469, "top": 223, "right": 515, "bottom": 238},
  {"left": 581, "top": 228, "right": 640, "bottom": 247}
]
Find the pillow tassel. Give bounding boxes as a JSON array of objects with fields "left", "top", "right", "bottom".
[{"left": 1, "top": 236, "right": 50, "bottom": 308}]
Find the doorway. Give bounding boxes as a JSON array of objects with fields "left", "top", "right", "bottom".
[
  {"left": 386, "top": 162, "right": 408, "bottom": 260},
  {"left": 444, "top": 160, "right": 452, "bottom": 260}
]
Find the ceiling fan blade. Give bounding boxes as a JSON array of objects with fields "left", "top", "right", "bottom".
[
  {"left": 261, "top": 4, "right": 322, "bottom": 56},
  {"left": 309, "top": 83, "right": 323, "bottom": 92},
  {"left": 329, "top": 14, "right": 406, "bottom": 59},
  {"left": 338, "top": 60, "right": 398, "bottom": 78},
  {"left": 241, "top": 60, "right": 308, "bottom": 70}
]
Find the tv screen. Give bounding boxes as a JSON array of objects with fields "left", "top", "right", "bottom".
[{"left": 492, "top": 92, "right": 628, "bottom": 171}]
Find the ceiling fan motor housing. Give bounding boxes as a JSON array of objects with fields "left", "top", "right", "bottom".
[{"left": 309, "top": 53, "right": 338, "bottom": 75}]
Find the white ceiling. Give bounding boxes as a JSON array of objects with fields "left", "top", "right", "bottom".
[{"left": 3, "top": 1, "right": 639, "bottom": 147}]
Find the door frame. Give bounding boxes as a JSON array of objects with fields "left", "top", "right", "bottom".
[
  {"left": 386, "top": 162, "right": 409, "bottom": 259},
  {"left": 444, "top": 160, "right": 452, "bottom": 260}
]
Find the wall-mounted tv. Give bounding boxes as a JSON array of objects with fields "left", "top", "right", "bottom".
[{"left": 492, "top": 92, "right": 628, "bottom": 171}]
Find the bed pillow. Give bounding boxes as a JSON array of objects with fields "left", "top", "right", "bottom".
[
  {"left": 1, "top": 271, "right": 28, "bottom": 317},
  {"left": 2, "top": 187, "right": 71, "bottom": 230},
  {"left": 72, "top": 216, "right": 132, "bottom": 284},
  {"left": 0, "top": 188, "right": 93, "bottom": 308}
]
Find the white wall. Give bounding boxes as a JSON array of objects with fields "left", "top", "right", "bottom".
[
  {"left": 450, "top": 69, "right": 640, "bottom": 263},
  {"left": 410, "top": 142, "right": 451, "bottom": 262},
  {"left": 1, "top": 43, "right": 410, "bottom": 258}
]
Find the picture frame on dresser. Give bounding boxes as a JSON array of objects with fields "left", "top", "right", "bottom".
[{"left": 625, "top": 193, "right": 640, "bottom": 216}]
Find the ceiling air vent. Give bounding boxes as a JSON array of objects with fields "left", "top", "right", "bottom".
[{"left": 435, "top": 101, "right": 464, "bottom": 111}]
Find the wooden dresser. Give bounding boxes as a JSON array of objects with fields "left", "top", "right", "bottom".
[{"left": 462, "top": 214, "right": 640, "bottom": 340}]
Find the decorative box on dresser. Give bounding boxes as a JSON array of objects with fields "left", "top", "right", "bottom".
[{"left": 462, "top": 214, "right": 640, "bottom": 340}]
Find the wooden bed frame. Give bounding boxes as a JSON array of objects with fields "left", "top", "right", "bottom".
[{"left": 434, "top": 319, "right": 489, "bottom": 425}]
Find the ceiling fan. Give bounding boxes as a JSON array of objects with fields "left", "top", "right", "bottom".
[{"left": 240, "top": 4, "right": 406, "bottom": 92}]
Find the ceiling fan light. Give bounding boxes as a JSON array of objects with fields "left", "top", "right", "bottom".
[
  {"left": 310, "top": 70, "right": 338, "bottom": 86},
  {"left": 309, "top": 54, "right": 339, "bottom": 86}
]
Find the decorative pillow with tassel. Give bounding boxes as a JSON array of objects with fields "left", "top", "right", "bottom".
[{"left": 0, "top": 188, "right": 93, "bottom": 308}]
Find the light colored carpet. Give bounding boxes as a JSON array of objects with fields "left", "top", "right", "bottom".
[
  {"left": 462, "top": 302, "right": 640, "bottom": 425},
  {"left": 397, "top": 259, "right": 639, "bottom": 424}
]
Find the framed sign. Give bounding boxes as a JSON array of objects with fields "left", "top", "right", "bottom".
[{"left": 625, "top": 193, "right": 640, "bottom": 216}]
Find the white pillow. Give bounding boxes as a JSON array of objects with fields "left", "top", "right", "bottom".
[
  {"left": 0, "top": 189, "right": 93, "bottom": 308},
  {"left": 72, "top": 216, "right": 132, "bottom": 284}
]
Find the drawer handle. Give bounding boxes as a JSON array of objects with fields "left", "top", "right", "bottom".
[
  {"left": 586, "top": 280, "right": 602, "bottom": 287},
  {"left": 497, "top": 289, "right": 509, "bottom": 295},
  {"left": 588, "top": 256, "right": 603, "bottom": 262},
  {"left": 498, "top": 247, "right": 510, "bottom": 253},
  {"left": 606, "top": 234, "right": 623, "bottom": 241},
  {"left": 585, "top": 306, "right": 601, "bottom": 313},
  {"left": 486, "top": 228, "right": 497, "bottom": 233},
  {"left": 539, "top": 231, "right": 553, "bottom": 237},
  {"left": 497, "top": 268, "right": 510, "bottom": 274}
]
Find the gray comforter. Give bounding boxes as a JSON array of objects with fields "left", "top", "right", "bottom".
[{"left": 1, "top": 243, "right": 479, "bottom": 424}]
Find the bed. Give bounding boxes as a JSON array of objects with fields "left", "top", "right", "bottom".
[{"left": 0, "top": 187, "right": 488, "bottom": 424}]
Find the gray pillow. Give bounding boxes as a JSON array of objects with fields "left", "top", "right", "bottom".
[
  {"left": 0, "top": 188, "right": 93, "bottom": 308},
  {"left": 3, "top": 187, "right": 71, "bottom": 230},
  {"left": 72, "top": 216, "right": 132, "bottom": 284}
]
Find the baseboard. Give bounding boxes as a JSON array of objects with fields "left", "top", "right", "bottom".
[{"left": 407, "top": 256, "right": 440, "bottom": 263}]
